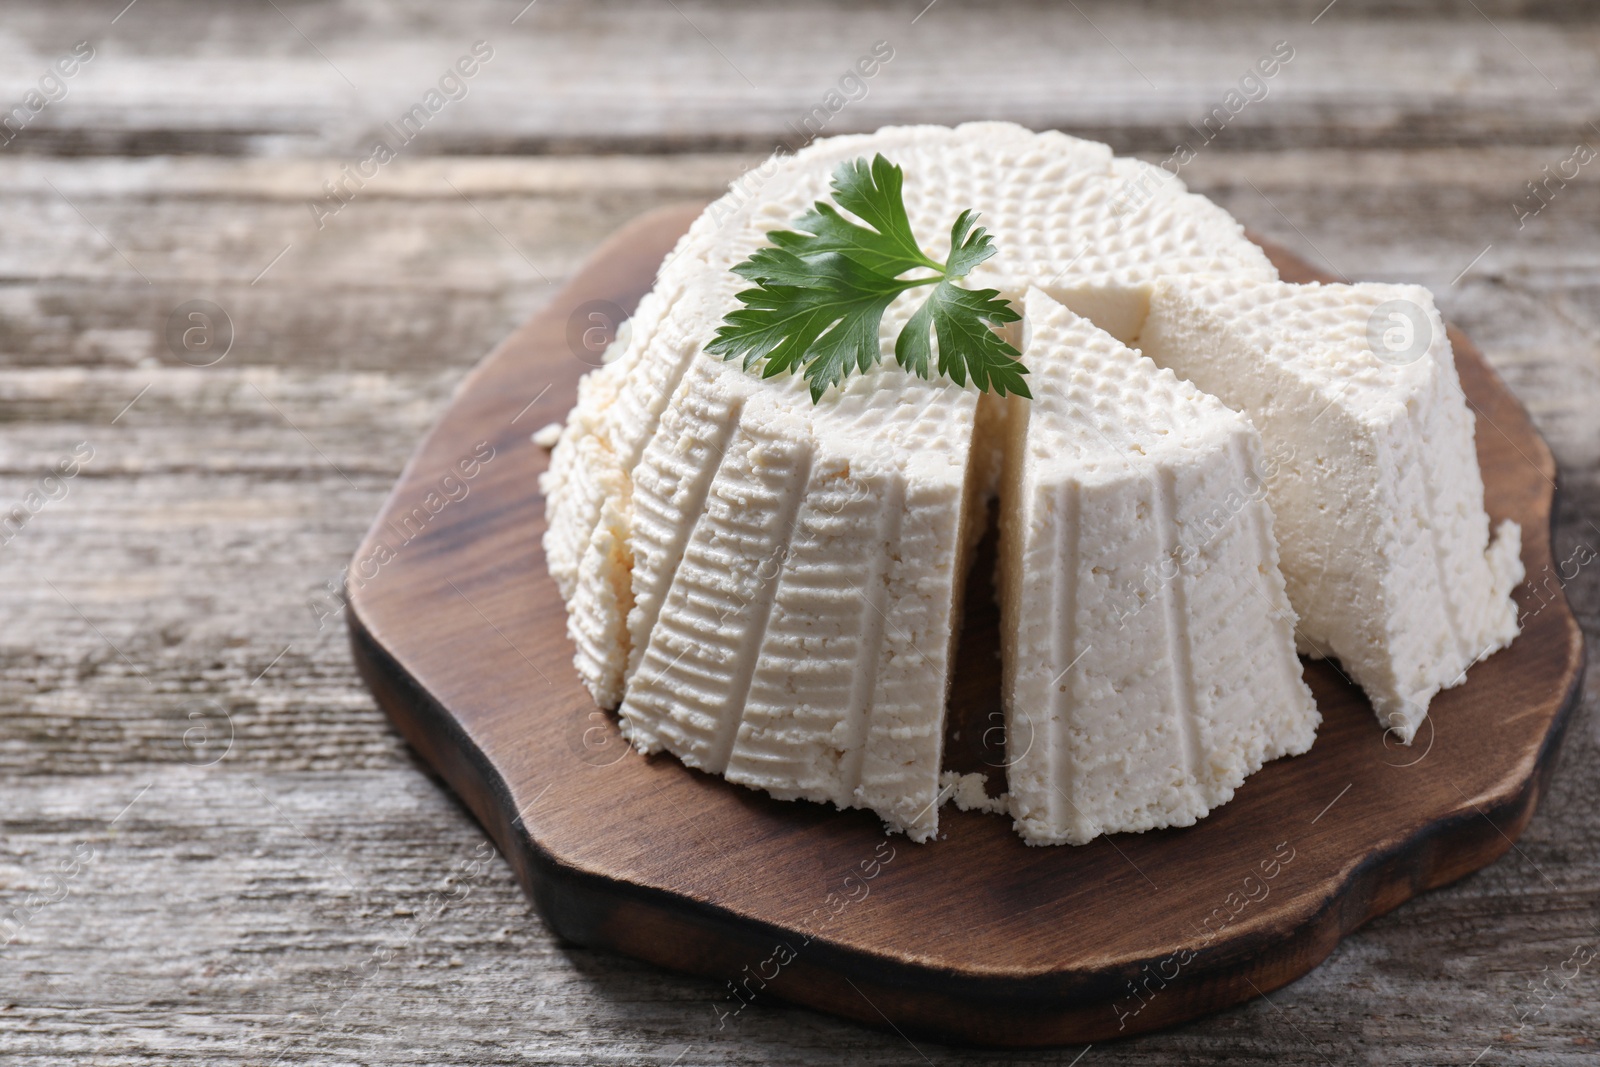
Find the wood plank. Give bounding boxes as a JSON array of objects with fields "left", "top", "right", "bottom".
[{"left": 0, "top": 1, "right": 1596, "bottom": 156}]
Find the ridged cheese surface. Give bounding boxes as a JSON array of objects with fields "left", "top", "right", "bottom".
[
  {"left": 1000, "top": 290, "right": 1319, "bottom": 845},
  {"left": 614, "top": 278, "right": 985, "bottom": 840},
  {"left": 1138, "top": 277, "right": 1523, "bottom": 741}
]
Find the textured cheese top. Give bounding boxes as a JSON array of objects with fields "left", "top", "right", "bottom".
[
  {"left": 661, "top": 123, "right": 1275, "bottom": 344},
  {"left": 1156, "top": 276, "right": 1457, "bottom": 421},
  {"left": 1018, "top": 287, "right": 1249, "bottom": 478}
]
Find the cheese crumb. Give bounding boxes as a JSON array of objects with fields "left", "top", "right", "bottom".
[
  {"left": 532, "top": 422, "right": 563, "bottom": 449},
  {"left": 939, "top": 771, "right": 1007, "bottom": 815}
]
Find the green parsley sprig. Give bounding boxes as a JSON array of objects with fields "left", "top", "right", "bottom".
[{"left": 706, "top": 154, "right": 1031, "bottom": 403}]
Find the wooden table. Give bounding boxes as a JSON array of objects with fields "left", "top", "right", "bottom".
[{"left": 1, "top": 2, "right": 1596, "bottom": 1063}]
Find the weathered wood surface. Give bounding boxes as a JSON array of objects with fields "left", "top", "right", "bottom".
[
  {"left": 2, "top": 0, "right": 1599, "bottom": 156},
  {"left": 0, "top": 1, "right": 1597, "bottom": 1064}
]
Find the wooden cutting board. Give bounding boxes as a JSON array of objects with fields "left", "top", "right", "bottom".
[{"left": 346, "top": 203, "right": 1584, "bottom": 1047}]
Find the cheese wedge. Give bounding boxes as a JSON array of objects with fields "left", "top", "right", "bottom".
[
  {"left": 1138, "top": 277, "right": 1523, "bottom": 741},
  {"left": 1001, "top": 290, "right": 1319, "bottom": 845}
]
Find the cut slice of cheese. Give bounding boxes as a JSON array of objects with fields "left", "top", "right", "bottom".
[
  {"left": 1137, "top": 277, "right": 1523, "bottom": 741},
  {"left": 1000, "top": 290, "right": 1320, "bottom": 845}
]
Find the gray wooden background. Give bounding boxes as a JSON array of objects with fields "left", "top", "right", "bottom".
[{"left": 1, "top": 1, "right": 1597, "bottom": 1063}]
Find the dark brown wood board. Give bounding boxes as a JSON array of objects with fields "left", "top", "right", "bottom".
[{"left": 345, "top": 202, "right": 1584, "bottom": 1048}]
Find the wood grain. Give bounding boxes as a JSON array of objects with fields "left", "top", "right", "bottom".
[
  {"left": 4, "top": 1, "right": 1599, "bottom": 157},
  {"left": 4, "top": 0, "right": 1600, "bottom": 1061},
  {"left": 345, "top": 204, "right": 1583, "bottom": 1046}
]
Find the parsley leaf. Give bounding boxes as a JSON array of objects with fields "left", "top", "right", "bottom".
[
  {"left": 771, "top": 155, "right": 937, "bottom": 278},
  {"left": 707, "top": 154, "right": 1031, "bottom": 402},
  {"left": 895, "top": 210, "right": 1025, "bottom": 395},
  {"left": 716, "top": 251, "right": 912, "bottom": 401}
]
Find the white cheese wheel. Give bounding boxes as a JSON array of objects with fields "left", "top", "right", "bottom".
[
  {"left": 1001, "top": 290, "right": 1319, "bottom": 845},
  {"left": 541, "top": 123, "right": 1280, "bottom": 841},
  {"left": 1138, "top": 277, "right": 1523, "bottom": 742}
]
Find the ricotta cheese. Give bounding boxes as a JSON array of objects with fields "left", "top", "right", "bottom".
[
  {"left": 1137, "top": 277, "right": 1523, "bottom": 741},
  {"left": 538, "top": 122, "right": 1521, "bottom": 843},
  {"left": 1001, "top": 290, "right": 1319, "bottom": 845}
]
